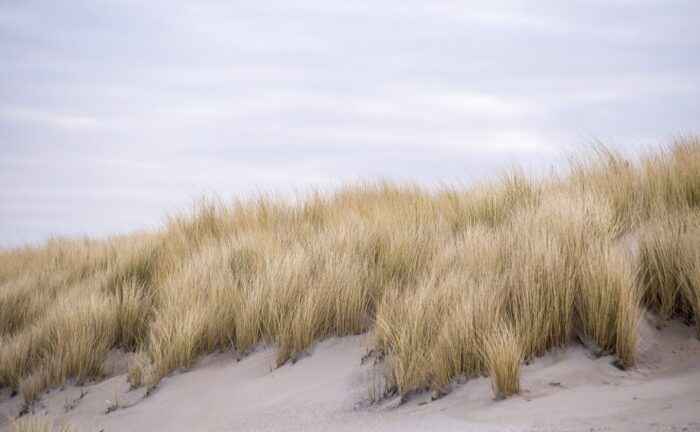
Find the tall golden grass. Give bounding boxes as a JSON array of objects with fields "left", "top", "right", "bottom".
[
  {"left": 0, "top": 138, "right": 698, "bottom": 405},
  {"left": 9, "top": 415, "right": 77, "bottom": 432}
]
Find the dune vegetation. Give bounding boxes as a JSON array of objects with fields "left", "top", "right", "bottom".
[
  {"left": 8, "top": 415, "right": 77, "bottom": 432},
  {"left": 0, "top": 138, "right": 699, "bottom": 408}
]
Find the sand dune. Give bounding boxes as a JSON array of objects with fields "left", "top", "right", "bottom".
[{"left": 2, "top": 314, "right": 699, "bottom": 431}]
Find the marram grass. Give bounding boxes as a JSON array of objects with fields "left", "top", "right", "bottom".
[{"left": 0, "top": 138, "right": 699, "bottom": 404}]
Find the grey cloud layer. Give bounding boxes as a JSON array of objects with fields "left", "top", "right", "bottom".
[{"left": 1, "top": 0, "right": 698, "bottom": 246}]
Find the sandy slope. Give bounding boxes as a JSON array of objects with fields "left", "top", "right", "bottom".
[{"left": 2, "top": 316, "right": 700, "bottom": 432}]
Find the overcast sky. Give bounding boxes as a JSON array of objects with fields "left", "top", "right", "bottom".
[{"left": 1, "top": 0, "right": 698, "bottom": 247}]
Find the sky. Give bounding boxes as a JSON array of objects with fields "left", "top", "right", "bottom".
[{"left": 1, "top": 0, "right": 699, "bottom": 247}]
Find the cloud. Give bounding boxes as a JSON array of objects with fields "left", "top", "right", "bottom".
[
  {"left": 426, "top": 91, "right": 528, "bottom": 118},
  {"left": 0, "top": 108, "right": 112, "bottom": 129},
  {"left": 0, "top": 0, "right": 698, "bottom": 247}
]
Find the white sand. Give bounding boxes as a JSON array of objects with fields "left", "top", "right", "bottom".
[{"left": 2, "top": 315, "right": 700, "bottom": 432}]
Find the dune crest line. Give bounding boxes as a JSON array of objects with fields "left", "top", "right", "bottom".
[{"left": 1, "top": 138, "right": 699, "bottom": 408}]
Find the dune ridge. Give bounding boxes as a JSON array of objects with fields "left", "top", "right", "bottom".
[{"left": 1, "top": 138, "right": 699, "bottom": 426}]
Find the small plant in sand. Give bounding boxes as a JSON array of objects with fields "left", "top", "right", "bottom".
[
  {"left": 105, "top": 384, "right": 121, "bottom": 414},
  {"left": 481, "top": 324, "right": 523, "bottom": 400}
]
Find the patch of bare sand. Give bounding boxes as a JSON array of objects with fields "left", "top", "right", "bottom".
[{"left": 2, "top": 315, "right": 700, "bottom": 431}]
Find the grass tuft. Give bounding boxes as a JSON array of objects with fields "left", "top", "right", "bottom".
[{"left": 481, "top": 323, "right": 523, "bottom": 399}]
